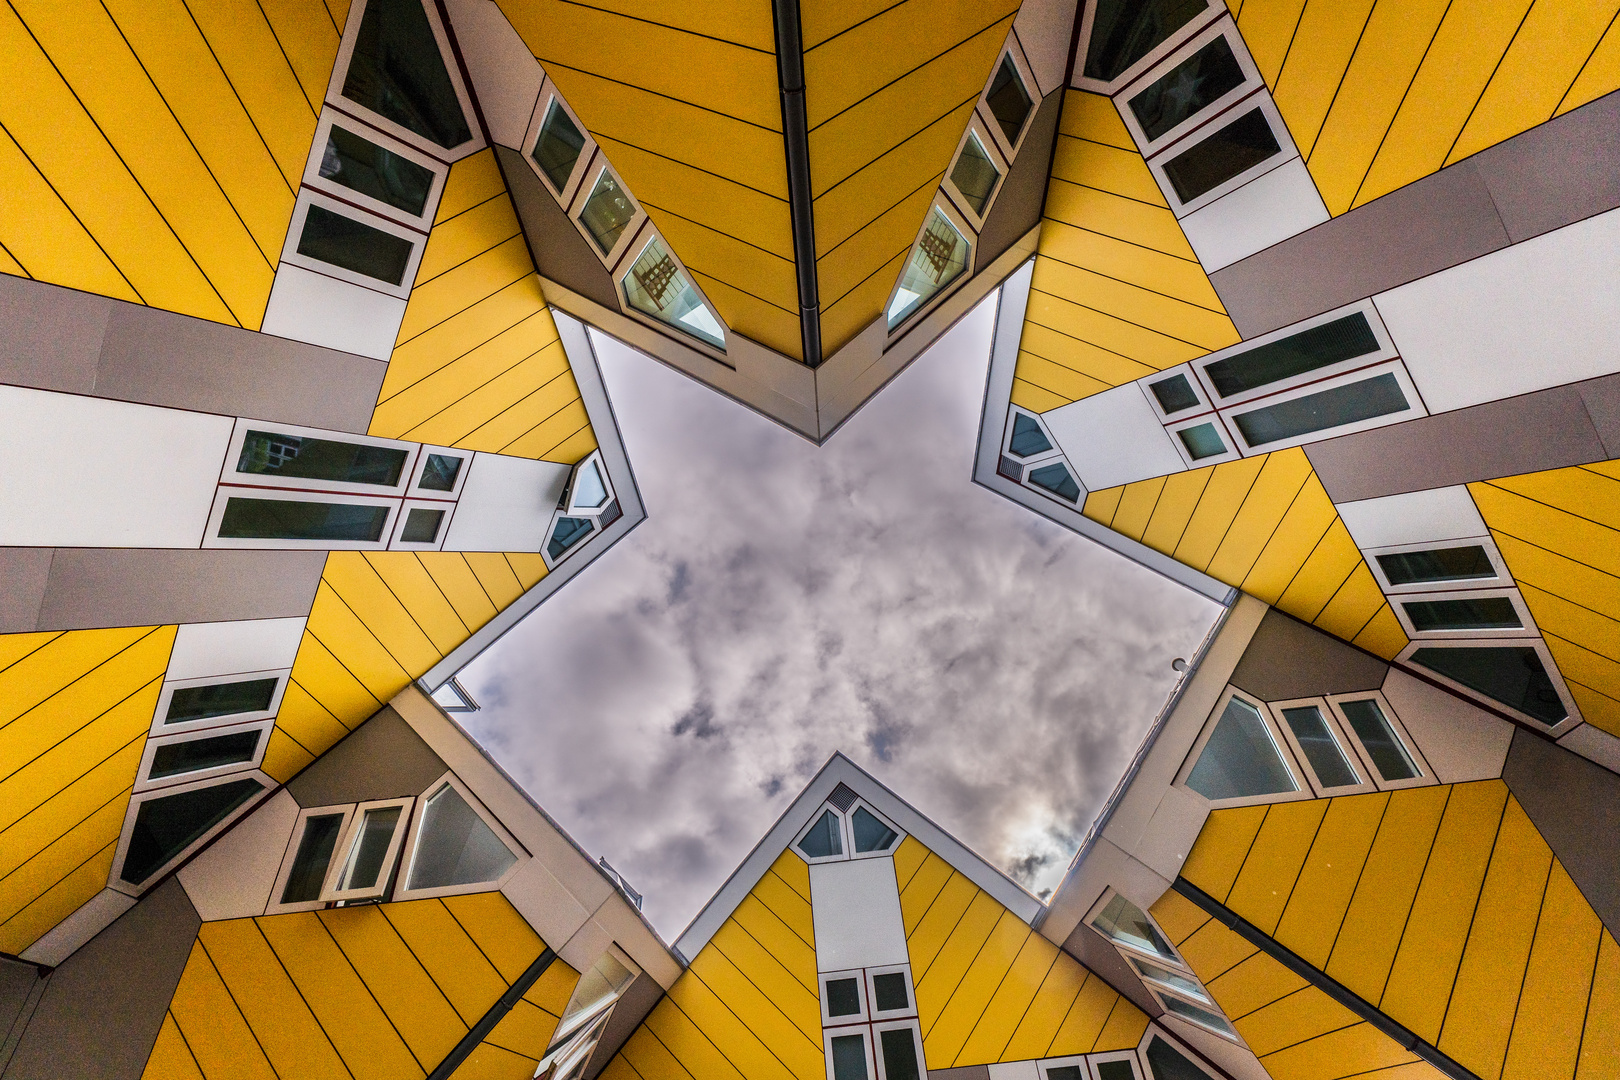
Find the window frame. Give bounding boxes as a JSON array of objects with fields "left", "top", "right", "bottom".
[
  {"left": 1086, "top": 890, "right": 1190, "bottom": 970},
  {"left": 301, "top": 109, "right": 449, "bottom": 228},
  {"left": 110, "top": 770, "right": 273, "bottom": 896},
  {"left": 824, "top": 1026, "right": 877, "bottom": 1080},
  {"left": 267, "top": 803, "right": 358, "bottom": 914},
  {"left": 1135, "top": 1024, "right": 1223, "bottom": 1077},
  {"left": 388, "top": 498, "right": 457, "bottom": 550},
  {"left": 1071, "top": 0, "right": 1226, "bottom": 95},
  {"left": 1390, "top": 586, "right": 1538, "bottom": 640},
  {"left": 562, "top": 450, "right": 616, "bottom": 518},
  {"left": 150, "top": 669, "right": 290, "bottom": 735},
  {"left": 219, "top": 418, "right": 423, "bottom": 497},
  {"left": 883, "top": 194, "right": 976, "bottom": 339},
  {"left": 1267, "top": 697, "right": 1377, "bottom": 797},
  {"left": 1140, "top": 364, "right": 1213, "bottom": 423},
  {"left": 942, "top": 115, "right": 1010, "bottom": 232},
  {"left": 1324, "top": 691, "right": 1434, "bottom": 792},
  {"left": 203, "top": 486, "right": 402, "bottom": 551},
  {"left": 323, "top": 0, "right": 483, "bottom": 163},
  {"left": 793, "top": 802, "right": 852, "bottom": 865},
  {"left": 613, "top": 221, "right": 729, "bottom": 359},
  {"left": 569, "top": 155, "right": 649, "bottom": 271},
  {"left": 1397, "top": 637, "right": 1583, "bottom": 735},
  {"left": 323, "top": 796, "right": 416, "bottom": 903},
  {"left": 1364, "top": 535, "right": 1512, "bottom": 595},
  {"left": 1189, "top": 301, "right": 1399, "bottom": 410},
  {"left": 871, "top": 1019, "right": 927, "bottom": 1080},
  {"left": 1144, "top": 92, "right": 1298, "bottom": 216},
  {"left": 820, "top": 969, "right": 871, "bottom": 1026},
  {"left": 408, "top": 445, "right": 473, "bottom": 499},
  {"left": 540, "top": 505, "right": 601, "bottom": 570},
  {"left": 864, "top": 964, "right": 916, "bottom": 1021},
  {"left": 524, "top": 81, "right": 596, "bottom": 207},
  {"left": 392, "top": 771, "right": 528, "bottom": 901},
  {"left": 1036, "top": 1054, "right": 1093, "bottom": 1080},
  {"left": 134, "top": 717, "right": 274, "bottom": 793},
  {"left": 1219, "top": 359, "right": 1427, "bottom": 455},
  {"left": 1175, "top": 685, "right": 1311, "bottom": 808},
  {"left": 1086, "top": 1049, "right": 1144, "bottom": 1080},
  {"left": 1002, "top": 405, "right": 1064, "bottom": 465},
  {"left": 845, "top": 798, "right": 907, "bottom": 860},
  {"left": 1116, "top": 18, "right": 1265, "bottom": 159},
  {"left": 1164, "top": 412, "right": 1241, "bottom": 469},
  {"left": 978, "top": 39, "right": 1040, "bottom": 160},
  {"left": 1086, "top": 892, "right": 1240, "bottom": 1043},
  {"left": 279, "top": 189, "right": 429, "bottom": 299}
]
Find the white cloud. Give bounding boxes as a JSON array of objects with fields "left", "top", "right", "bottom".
[{"left": 459, "top": 296, "right": 1220, "bottom": 938}]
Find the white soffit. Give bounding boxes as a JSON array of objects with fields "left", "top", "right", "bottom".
[
  {"left": 1042, "top": 383, "right": 1186, "bottom": 490},
  {"left": 1178, "top": 157, "right": 1329, "bottom": 272},
  {"left": 261, "top": 264, "right": 409, "bottom": 362},
  {"left": 810, "top": 859, "right": 908, "bottom": 971},
  {"left": 167, "top": 618, "right": 308, "bottom": 681},
  {"left": 1336, "top": 486, "right": 1488, "bottom": 550},
  {"left": 1375, "top": 205, "right": 1620, "bottom": 413},
  {"left": 442, "top": 453, "right": 571, "bottom": 552}
]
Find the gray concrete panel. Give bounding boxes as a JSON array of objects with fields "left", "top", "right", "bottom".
[
  {"left": 1305, "top": 383, "right": 1609, "bottom": 503},
  {"left": 583, "top": 973, "right": 664, "bottom": 1080},
  {"left": 0, "top": 959, "right": 43, "bottom": 1065},
  {"left": 1230, "top": 609, "right": 1388, "bottom": 701},
  {"left": 286, "top": 706, "right": 448, "bottom": 807},
  {"left": 96, "top": 304, "right": 386, "bottom": 434},
  {"left": 1503, "top": 729, "right": 1620, "bottom": 936},
  {"left": 498, "top": 145, "right": 622, "bottom": 314},
  {"left": 1578, "top": 372, "right": 1620, "bottom": 458},
  {"left": 4, "top": 879, "right": 199, "bottom": 1080},
  {"left": 976, "top": 87, "right": 1063, "bottom": 274},
  {"left": 0, "top": 549, "right": 52, "bottom": 635},
  {"left": 35, "top": 549, "right": 327, "bottom": 630},
  {"left": 0, "top": 276, "right": 111, "bottom": 394},
  {"left": 1473, "top": 89, "right": 1620, "bottom": 243},
  {"left": 1060, "top": 922, "right": 1162, "bottom": 1019}
]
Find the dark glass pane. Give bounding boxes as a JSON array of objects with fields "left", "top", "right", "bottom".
[
  {"left": 400, "top": 507, "right": 444, "bottom": 543},
  {"left": 281, "top": 813, "right": 345, "bottom": 903},
  {"left": 1009, "top": 413, "right": 1052, "bottom": 457},
  {"left": 1149, "top": 373, "right": 1199, "bottom": 414},
  {"left": 1047, "top": 1068, "right": 1086, "bottom": 1080},
  {"left": 872, "top": 972, "right": 908, "bottom": 1011},
  {"left": 1403, "top": 596, "right": 1522, "bottom": 632},
  {"left": 121, "top": 778, "right": 263, "bottom": 885},
  {"left": 1084, "top": 0, "right": 1209, "bottom": 81},
  {"left": 297, "top": 205, "right": 414, "bottom": 285},
  {"left": 166, "top": 678, "right": 278, "bottom": 723},
  {"left": 1232, "top": 372, "right": 1408, "bottom": 447},
  {"left": 1028, "top": 463, "right": 1081, "bottom": 503},
  {"left": 418, "top": 453, "right": 464, "bottom": 491},
  {"left": 1145, "top": 1036, "right": 1208, "bottom": 1080},
  {"left": 547, "top": 516, "right": 595, "bottom": 560},
  {"left": 879, "top": 1030, "right": 920, "bottom": 1080},
  {"left": 950, "top": 134, "right": 1000, "bottom": 214},
  {"left": 342, "top": 0, "right": 472, "bottom": 149},
  {"left": 338, "top": 806, "right": 401, "bottom": 890},
  {"left": 825, "top": 977, "right": 862, "bottom": 1017},
  {"left": 1339, "top": 699, "right": 1418, "bottom": 781},
  {"left": 533, "top": 100, "right": 586, "bottom": 192},
  {"left": 239, "top": 430, "right": 409, "bottom": 486},
  {"left": 1161, "top": 107, "right": 1280, "bottom": 203},
  {"left": 1377, "top": 545, "right": 1495, "bottom": 586},
  {"left": 830, "top": 1035, "right": 868, "bottom": 1080},
  {"left": 1186, "top": 696, "right": 1297, "bottom": 800},
  {"left": 1097, "top": 1065, "right": 1137, "bottom": 1080},
  {"left": 580, "top": 172, "right": 636, "bottom": 254},
  {"left": 219, "top": 498, "right": 391, "bottom": 542},
  {"left": 986, "top": 55, "right": 1033, "bottom": 144},
  {"left": 1129, "top": 35, "right": 1245, "bottom": 140},
  {"left": 1204, "top": 313, "right": 1380, "bottom": 398},
  {"left": 1411, "top": 646, "right": 1566, "bottom": 724},
  {"left": 319, "top": 124, "right": 434, "bottom": 216},
  {"left": 1177, "top": 422, "right": 1225, "bottom": 460},
  {"left": 797, "top": 809, "right": 843, "bottom": 858},
  {"left": 851, "top": 807, "right": 898, "bottom": 852},
  {"left": 150, "top": 730, "right": 262, "bottom": 779},
  {"left": 1281, "top": 706, "right": 1359, "bottom": 788}
]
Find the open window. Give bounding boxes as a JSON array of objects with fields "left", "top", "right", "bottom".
[
  {"left": 1176, "top": 688, "right": 1306, "bottom": 807},
  {"left": 326, "top": 799, "right": 414, "bottom": 903},
  {"left": 563, "top": 451, "right": 616, "bottom": 517},
  {"left": 396, "top": 773, "right": 523, "bottom": 899},
  {"left": 112, "top": 772, "right": 272, "bottom": 895},
  {"left": 543, "top": 510, "right": 598, "bottom": 568},
  {"left": 539, "top": 948, "right": 640, "bottom": 1080},
  {"left": 1090, "top": 894, "right": 1237, "bottom": 1042},
  {"left": 886, "top": 200, "right": 972, "bottom": 333}
]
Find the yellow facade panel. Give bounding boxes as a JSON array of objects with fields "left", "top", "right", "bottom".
[
  {"left": 502, "top": 398, "right": 594, "bottom": 461},
  {"left": 817, "top": 174, "right": 941, "bottom": 308},
  {"left": 1269, "top": 0, "right": 1376, "bottom": 160},
  {"left": 669, "top": 971, "right": 803, "bottom": 1080},
  {"left": 0, "top": 626, "right": 154, "bottom": 727},
  {"left": 1140, "top": 468, "right": 1212, "bottom": 556},
  {"left": 1174, "top": 456, "right": 1268, "bottom": 572},
  {"left": 1520, "top": 584, "right": 1620, "bottom": 664},
  {"left": 397, "top": 237, "right": 538, "bottom": 345},
  {"left": 1147, "top": 888, "right": 1209, "bottom": 947},
  {"left": 385, "top": 332, "right": 571, "bottom": 449},
  {"left": 1044, "top": 973, "right": 1119, "bottom": 1056},
  {"left": 1059, "top": 91, "right": 1135, "bottom": 149},
  {"left": 600, "top": 137, "right": 794, "bottom": 260},
  {"left": 1312, "top": 562, "right": 1386, "bottom": 644},
  {"left": 1037, "top": 221, "right": 1225, "bottom": 314},
  {"left": 1235, "top": 985, "right": 1360, "bottom": 1058},
  {"left": 1205, "top": 951, "right": 1308, "bottom": 1021},
  {"left": 437, "top": 150, "right": 508, "bottom": 225},
  {"left": 260, "top": 726, "right": 315, "bottom": 782},
  {"left": 813, "top": 109, "right": 964, "bottom": 260},
  {"left": 1010, "top": 377, "right": 1074, "bottom": 414},
  {"left": 0, "top": 834, "right": 118, "bottom": 956},
  {"left": 905, "top": 869, "right": 979, "bottom": 981},
  {"left": 653, "top": 210, "right": 798, "bottom": 314},
  {"left": 418, "top": 554, "right": 501, "bottom": 637},
  {"left": 464, "top": 553, "right": 525, "bottom": 609},
  {"left": 433, "top": 352, "right": 582, "bottom": 454},
  {"left": 1490, "top": 462, "right": 1620, "bottom": 529},
  {"left": 323, "top": 553, "right": 444, "bottom": 676},
  {"left": 1352, "top": 604, "right": 1409, "bottom": 662},
  {"left": 299, "top": 595, "right": 413, "bottom": 717},
  {"left": 1240, "top": 476, "right": 1337, "bottom": 605},
  {"left": 1029, "top": 259, "right": 1239, "bottom": 354},
  {"left": 1275, "top": 519, "right": 1359, "bottom": 624},
  {"left": 1273, "top": 792, "right": 1388, "bottom": 969},
  {"left": 1257, "top": 1020, "right": 1421, "bottom": 1080},
  {"left": 143, "top": 1013, "right": 204, "bottom": 1080},
  {"left": 281, "top": 661, "right": 367, "bottom": 751},
  {"left": 1049, "top": 134, "right": 1166, "bottom": 207},
  {"left": 689, "top": 949, "right": 823, "bottom": 1078},
  {"left": 558, "top": 0, "right": 775, "bottom": 51},
  {"left": 486, "top": 999, "right": 562, "bottom": 1061},
  {"left": 1492, "top": 533, "right": 1620, "bottom": 626},
  {"left": 416, "top": 196, "right": 522, "bottom": 288},
  {"left": 925, "top": 910, "right": 1029, "bottom": 1065},
  {"left": 1560, "top": 12, "right": 1620, "bottom": 115},
  {"left": 442, "top": 890, "right": 546, "bottom": 983},
  {"left": 1224, "top": 799, "right": 1329, "bottom": 937},
  {"left": 1236, "top": 0, "right": 1309, "bottom": 86},
  {"left": 899, "top": 852, "right": 955, "bottom": 936},
  {"left": 168, "top": 942, "right": 279, "bottom": 1080},
  {"left": 710, "top": 921, "right": 820, "bottom": 1042},
  {"left": 998, "top": 954, "right": 1088, "bottom": 1061},
  {"left": 1091, "top": 997, "right": 1148, "bottom": 1052},
  {"left": 1176, "top": 918, "right": 1258, "bottom": 984},
  {"left": 1009, "top": 352, "right": 1112, "bottom": 407},
  {"left": 1110, "top": 476, "right": 1168, "bottom": 543},
  {"left": 364, "top": 553, "right": 471, "bottom": 654},
  {"left": 750, "top": 867, "right": 817, "bottom": 949},
  {"left": 1043, "top": 181, "right": 1196, "bottom": 260},
  {"left": 1019, "top": 309, "right": 1162, "bottom": 386},
  {"left": 380, "top": 898, "right": 511, "bottom": 1026},
  {"left": 1576, "top": 930, "right": 1620, "bottom": 1079},
  {"left": 1205, "top": 449, "right": 1313, "bottom": 586},
  {"left": 643, "top": 998, "right": 748, "bottom": 1080},
  {"left": 957, "top": 931, "right": 1059, "bottom": 1065},
  {"left": 381, "top": 282, "right": 555, "bottom": 408},
  {"left": 892, "top": 835, "right": 929, "bottom": 893},
  {"left": 1473, "top": 482, "right": 1620, "bottom": 578},
  {"left": 617, "top": 1024, "right": 698, "bottom": 1080},
  {"left": 915, "top": 889, "right": 1004, "bottom": 1039},
  {"left": 819, "top": 248, "right": 905, "bottom": 356},
  {"left": 455, "top": 1041, "right": 538, "bottom": 1079},
  {"left": 1081, "top": 485, "right": 1125, "bottom": 527},
  {"left": 687, "top": 272, "right": 802, "bottom": 361},
  {"left": 256, "top": 0, "right": 342, "bottom": 109}
]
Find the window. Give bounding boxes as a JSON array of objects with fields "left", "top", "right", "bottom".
[
  {"left": 888, "top": 206, "right": 970, "bottom": 330},
  {"left": 580, "top": 168, "right": 637, "bottom": 255},
  {"left": 1400, "top": 593, "right": 1524, "bottom": 634},
  {"left": 1332, "top": 696, "right": 1423, "bottom": 785},
  {"left": 1157, "top": 994, "right": 1236, "bottom": 1036},
  {"left": 1141, "top": 1031, "right": 1216, "bottom": 1080},
  {"left": 162, "top": 676, "right": 280, "bottom": 725},
  {"left": 238, "top": 429, "right": 410, "bottom": 486},
  {"left": 541, "top": 949, "right": 640, "bottom": 1080},
  {"left": 1082, "top": 0, "right": 1216, "bottom": 84},
  {"left": 873, "top": 1023, "right": 923, "bottom": 1080},
  {"left": 822, "top": 964, "right": 923, "bottom": 1080},
  {"left": 1028, "top": 462, "right": 1082, "bottom": 502},
  {"left": 621, "top": 235, "right": 726, "bottom": 350},
  {"left": 295, "top": 202, "right": 419, "bottom": 288},
  {"left": 398, "top": 506, "right": 445, "bottom": 544},
  {"left": 1009, "top": 412, "right": 1053, "bottom": 457},
  {"left": 985, "top": 54, "right": 1033, "bottom": 146},
  {"left": 1091, "top": 893, "right": 1177, "bottom": 963},
  {"left": 1226, "top": 365, "right": 1420, "bottom": 451},
  {"left": 827, "top": 1031, "right": 875, "bottom": 1080},
  {"left": 852, "top": 807, "right": 899, "bottom": 853},
  {"left": 1159, "top": 106, "right": 1279, "bottom": 204},
  {"left": 399, "top": 776, "right": 521, "bottom": 895},
  {"left": 795, "top": 798, "right": 905, "bottom": 864},
  {"left": 948, "top": 131, "right": 1001, "bottom": 217},
  {"left": 546, "top": 514, "right": 596, "bottom": 563},
  {"left": 1147, "top": 373, "right": 1201, "bottom": 415},
  {"left": 1090, "top": 895, "right": 1235, "bottom": 1041},
  {"left": 1404, "top": 641, "right": 1573, "bottom": 728},
  {"left": 137, "top": 720, "right": 272, "bottom": 793},
  {"left": 328, "top": 801, "right": 412, "bottom": 901},
  {"left": 276, "top": 810, "right": 351, "bottom": 908},
  {"left": 1094, "top": 1059, "right": 1141, "bottom": 1080},
  {"left": 217, "top": 494, "right": 394, "bottom": 543},
  {"left": 1180, "top": 690, "right": 1300, "bottom": 803},
  {"left": 1125, "top": 29, "right": 1251, "bottom": 147},
  {"left": 417, "top": 452, "right": 465, "bottom": 492},
  {"left": 1202, "top": 311, "right": 1381, "bottom": 400},
  {"left": 867, "top": 967, "right": 913, "bottom": 1017},
  {"left": 1374, "top": 543, "right": 1500, "bottom": 590},
  {"left": 1167, "top": 418, "right": 1234, "bottom": 466},
  {"left": 1273, "top": 701, "right": 1368, "bottom": 794},
  {"left": 533, "top": 99, "right": 587, "bottom": 194},
  {"left": 564, "top": 452, "right": 614, "bottom": 516},
  {"left": 798, "top": 809, "right": 845, "bottom": 861},
  {"left": 823, "top": 973, "right": 867, "bottom": 1024},
  {"left": 339, "top": 0, "right": 473, "bottom": 151},
  {"left": 316, "top": 122, "right": 436, "bottom": 218},
  {"left": 115, "top": 774, "right": 268, "bottom": 892}
]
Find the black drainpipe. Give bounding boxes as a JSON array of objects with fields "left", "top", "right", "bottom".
[
  {"left": 772, "top": 0, "right": 822, "bottom": 368},
  {"left": 427, "top": 947, "right": 557, "bottom": 1079}
]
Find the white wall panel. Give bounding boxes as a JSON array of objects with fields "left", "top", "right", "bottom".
[
  {"left": 443, "top": 453, "right": 571, "bottom": 551},
  {"left": 1043, "top": 383, "right": 1186, "bottom": 489},
  {"left": 1380, "top": 669, "right": 1513, "bottom": 783},
  {"left": 1337, "top": 486, "right": 1488, "bottom": 549},
  {"left": 0, "top": 387, "right": 232, "bottom": 547},
  {"left": 167, "top": 618, "right": 307, "bottom": 680},
  {"left": 443, "top": 0, "right": 543, "bottom": 150},
  {"left": 1179, "top": 158, "right": 1329, "bottom": 271},
  {"left": 261, "top": 264, "right": 409, "bottom": 362},
  {"left": 1376, "top": 207, "right": 1620, "bottom": 412},
  {"left": 810, "top": 858, "right": 908, "bottom": 971}
]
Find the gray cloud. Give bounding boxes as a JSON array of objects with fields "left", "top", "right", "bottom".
[{"left": 459, "top": 297, "right": 1220, "bottom": 938}]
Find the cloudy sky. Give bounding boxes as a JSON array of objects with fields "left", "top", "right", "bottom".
[{"left": 458, "top": 295, "right": 1221, "bottom": 939}]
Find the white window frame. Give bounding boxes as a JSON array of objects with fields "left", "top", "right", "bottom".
[
  {"left": 793, "top": 802, "right": 852, "bottom": 865},
  {"left": 1021, "top": 455, "right": 1087, "bottom": 508},
  {"left": 301, "top": 109, "right": 449, "bottom": 228},
  {"left": 1175, "top": 685, "right": 1310, "bottom": 808},
  {"left": 1072, "top": 0, "right": 1226, "bottom": 94},
  {"left": 1037, "top": 1054, "right": 1092, "bottom": 1080},
  {"left": 820, "top": 969, "right": 870, "bottom": 1026},
  {"left": 846, "top": 798, "right": 907, "bottom": 860},
  {"left": 1220, "top": 359, "right": 1428, "bottom": 456},
  {"left": 221, "top": 418, "right": 423, "bottom": 498},
  {"left": 1145, "top": 93, "right": 1299, "bottom": 216},
  {"left": 569, "top": 155, "right": 649, "bottom": 271},
  {"left": 824, "top": 1026, "right": 877, "bottom": 1080},
  {"left": 979, "top": 38, "right": 1041, "bottom": 160},
  {"left": 614, "top": 221, "right": 730, "bottom": 360},
  {"left": 203, "top": 486, "right": 402, "bottom": 551},
  {"left": 1164, "top": 412, "right": 1241, "bottom": 469},
  {"left": 1116, "top": 18, "right": 1265, "bottom": 158},
  {"left": 871, "top": 1020, "right": 928, "bottom": 1080},
  {"left": 884, "top": 194, "right": 976, "bottom": 339},
  {"left": 389, "top": 499, "right": 457, "bottom": 550},
  {"left": 393, "top": 771, "right": 528, "bottom": 901},
  {"left": 1086, "top": 1049, "right": 1144, "bottom": 1080},
  {"left": 1136, "top": 1024, "right": 1222, "bottom": 1077},
  {"left": 1002, "top": 405, "right": 1064, "bottom": 465},
  {"left": 1267, "top": 697, "right": 1376, "bottom": 797},
  {"left": 150, "top": 669, "right": 290, "bottom": 735},
  {"left": 1364, "top": 535, "right": 1512, "bottom": 595},
  {"left": 540, "top": 505, "right": 600, "bottom": 571},
  {"left": 1397, "top": 637, "right": 1583, "bottom": 735},
  {"left": 323, "top": 0, "right": 483, "bottom": 163},
  {"left": 408, "top": 445, "right": 474, "bottom": 499},
  {"left": 110, "top": 770, "right": 274, "bottom": 896},
  {"left": 563, "top": 450, "right": 616, "bottom": 517},
  {"left": 267, "top": 803, "right": 358, "bottom": 914},
  {"left": 1324, "top": 691, "right": 1434, "bottom": 792},
  {"left": 279, "top": 189, "right": 430, "bottom": 299},
  {"left": 323, "top": 797, "right": 416, "bottom": 903},
  {"left": 1190, "top": 301, "right": 1400, "bottom": 410},
  {"left": 135, "top": 717, "right": 274, "bottom": 793},
  {"left": 1141, "top": 364, "right": 1213, "bottom": 423},
  {"left": 1390, "top": 586, "right": 1539, "bottom": 640},
  {"left": 942, "top": 115, "right": 1010, "bottom": 232},
  {"left": 1086, "top": 890, "right": 1190, "bottom": 971},
  {"left": 864, "top": 965, "right": 916, "bottom": 1021},
  {"left": 524, "top": 81, "right": 596, "bottom": 207}
]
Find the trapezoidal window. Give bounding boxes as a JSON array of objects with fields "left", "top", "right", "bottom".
[
  {"left": 985, "top": 55, "right": 1032, "bottom": 145},
  {"left": 319, "top": 123, "right": 435, "bottom": 218},
  {"left": 888, "top": 209, "right": 969, "bottom": 329},
  {"left": 403, "top": 780, "right": 519, "bottom": 891},
  {"left": 1027, "top": 461, "right": 1081, "bottom": 503},
  {"left": 533, "top": 100, "right": 587, "bottom": 193},
  {"left": 1127, "top": 33, "right": 1245, "bottom": 142},
  {"left": 1229, "top": 371, "right": 1410, "bottom": 448},
  {"left": 1202, "top": 311, "right": 1382, "bottom": 400},
  {"left": 1401, "top": 595, "right": 1523, "bottom": 633},
  {"left": 164, "top": 677, "right": 280, "bottom": 725},
  {"left": 1008, "top": 412, "right": 1052, "bottom": 457},
  {"left": 1408, "top": 646, "right": 1567, "bottom": 726},
  {"left": 1376, "top": 545, "right": 1496, "bottom": 587},
  {"left": 799, "top": 809, "right": 844, "bottom": 859},
  {"left": 851, "top": 806, "right": 899, "bottom": 853},
  {"left": 120, "top": 777, "right": 265, "bottom": 887},
  {"left": 147, "top": 728, "right": 264, "bottom": 782},
  {"left": 547, "top": 514, "right": 595, "bottom": 561},
  {"left": 1084, "top": 0, "right": 1211, "bottom": 82},
  {"left": 621, "top": 236, "right": 726, "bottom": 349},
  {"left": 342, "top": 0, "right": 472, "bottom": 150},
  {"left": 950, "top": 131, "right": 1001, "bottom": 215},
  {"left": 1159, "top": 106, "right": 1280, "bottom": 204},
  {"left": 1184, "top": 694, "right": 1297, "bottom": 800},
  {"left": 580, "top": 170, "right": 637, "bottom": 255},
  {"left": 296, "top": 204, "right": 416, "bottom": 286}
]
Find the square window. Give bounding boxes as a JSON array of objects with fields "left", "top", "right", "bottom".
[
  {"left": 534, "top": 99, "right": 587, "bottom": 193},
  {"left": 872, "top": 972, "right": 908, "bottom": 1012},
  {"left": 1148, "top": 373, "right": 1200, "bottom": 415},
  {"left": 400, "top": 507, "right": 444, "bottom": 544},
  {"left": 1176, "top": 422, "right": 1225, "bottom": 460},
  {"left": 826, "top": 978, "right": 862, "bottom": 1017},
  {"left": 418, "top": 453, "right": 464, "bottom": 491},
  {"left": 580, "top": 170, "right": 637, "bottom": 255}
]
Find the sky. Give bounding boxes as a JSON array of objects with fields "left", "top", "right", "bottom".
[{"left": 458, "top": 294, "right": 1221, "bottom": 939}]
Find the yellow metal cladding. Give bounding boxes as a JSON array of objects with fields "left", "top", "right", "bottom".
[
  {"left": 1228, "top": 0, "right": 1620, "bottom": 214},
  {"left": 144, "top": 892, "right": 571, "bottom": 1080},
  {"left": 0, "top": 0, "right": 340, "bottom": 327},
  {"left": 494, "top": 0, "right": 800, "bottom": 359},
  {"left": 1469, "top": 460, "right": 1620, "bottom": 737},
  {"left": 808, "top": 0, "right": 1019, "bottom": 355},
  {"left": 596, "top": 849, "right": 822, "bottom": 1080},
  {"left": 1081, "top": 450, "right": 1408, "bottom": 659},
  {"left": 1176, "top": 783, "right": 1620, "bottom": 1080},
  {"left": 372, "top": 150, "right": 598, "bottom": 466},
  {"left": 1010, "top": 90, "right": 1239, "bottom": 413},
  {"left": 896, "top": 837, "right": 1147, "bottom": 1067},
  {"left": 0, "top": 625, "right": 176, "bottom": 955}
]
